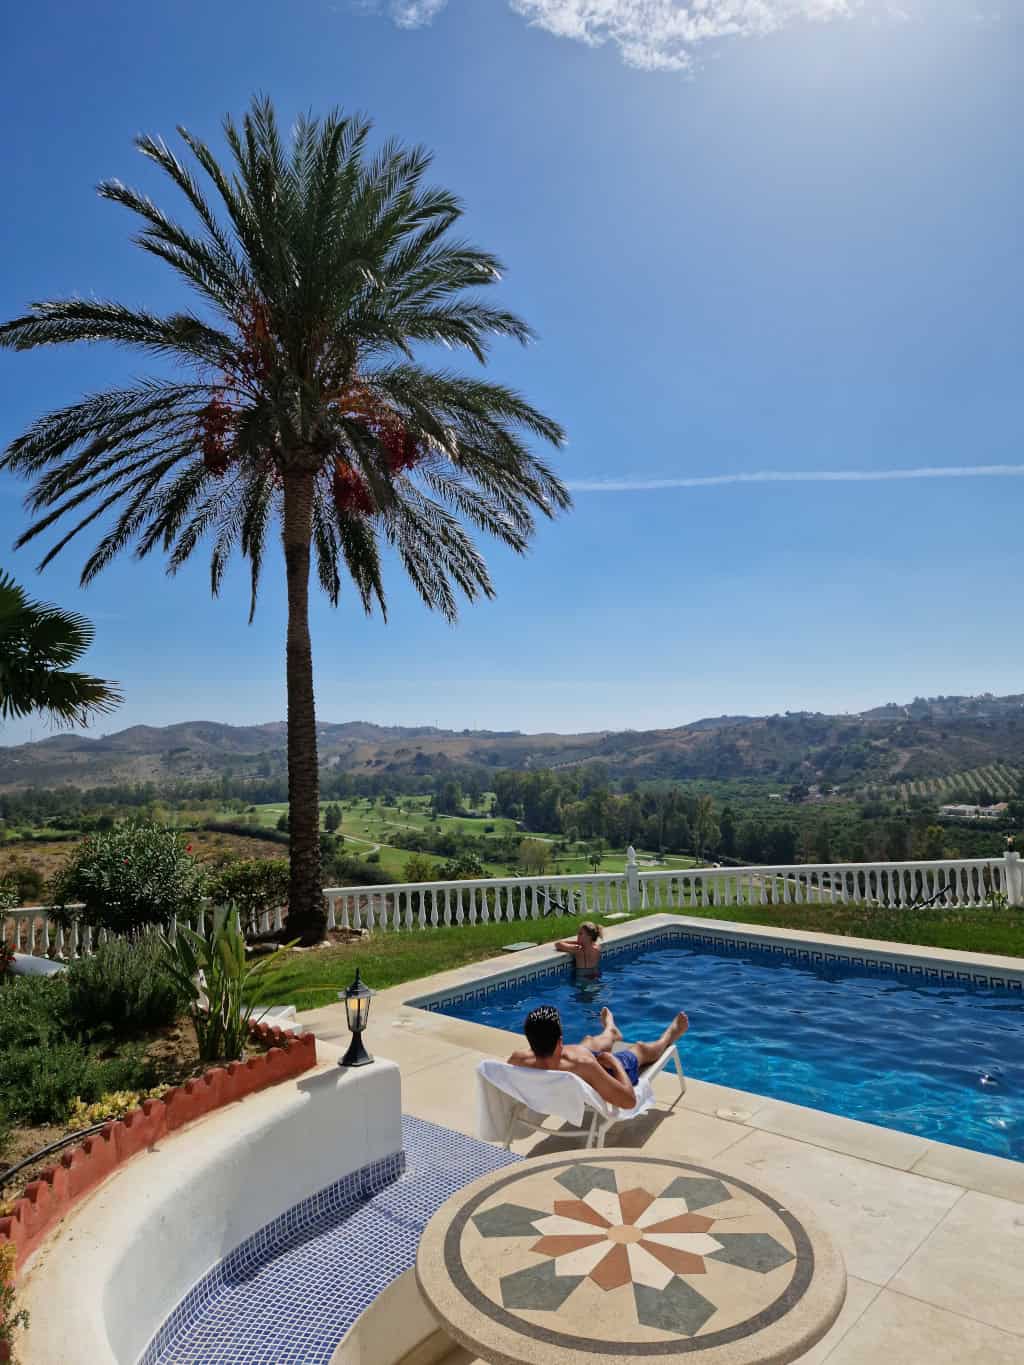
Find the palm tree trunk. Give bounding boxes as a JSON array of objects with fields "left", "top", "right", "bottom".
[{"left": 282, "top": 470, "right": 324, "bottom": 945}]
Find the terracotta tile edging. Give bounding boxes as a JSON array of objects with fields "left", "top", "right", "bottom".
[{"left": 0, "top": 1024, "right": 317, "bottom": 1284}]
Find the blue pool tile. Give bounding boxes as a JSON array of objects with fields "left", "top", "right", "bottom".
[{"left": 142, "top": 1115, "right": 519, "bottom": 1365}]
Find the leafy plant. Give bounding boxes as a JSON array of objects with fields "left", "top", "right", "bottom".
[
  {"left": 0, "top": 864, "right": 44, "bottom": 907},
  {"left": 65, "top": 935, "right": 185, "bottom": 1038},
  {"left": 0, "top": 1037, "right": 153, "bottom": 1127},
  {"left": 51, "top": 821, "right": 206, "bottom": 937},
  {"left": 0, "top": 569, "right": 121, "bottom": 728},
  {"left": 68, "top": 1085, "right": 169, "bottom": 1127},
  {"left": 1, "top": 1240, "right": 30, "bottom": 1361},
  {"left": 0, "top": 970, "right": 155, "bottom": 1125},
  {"left": 161, "top": 906, "right": 295, "bottom": 1064},
  {"left": 207, "top": 858, "right": 289, "bottom": 936}
]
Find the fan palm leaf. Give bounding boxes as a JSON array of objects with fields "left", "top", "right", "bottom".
[{"left": 0, "top": 571, "right": 122, "bottom": 727}]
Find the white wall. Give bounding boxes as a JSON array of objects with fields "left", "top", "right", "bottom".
[{"left": 20, "top": 1057, "right": 403, "bottom": 1365}]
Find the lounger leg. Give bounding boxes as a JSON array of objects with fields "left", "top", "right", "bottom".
[
  {"left": 673, "top": 1049, "right": 686, "bottom": 1094},
  {"left": 504, "top": 1103, "right": 522, "bottom": 1149}
]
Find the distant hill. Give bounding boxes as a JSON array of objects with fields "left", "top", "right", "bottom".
[{"left": 3, "top": 692, "right": 1024, "bottom": 794}]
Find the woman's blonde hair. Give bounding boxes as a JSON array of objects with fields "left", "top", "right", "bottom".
[{"left": 579, "top": 920, "right": 603, "bottom": 942}]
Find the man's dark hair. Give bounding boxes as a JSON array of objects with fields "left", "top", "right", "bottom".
[{"left": 524, "top": 1005, "right": 562, "bottom": 1058}]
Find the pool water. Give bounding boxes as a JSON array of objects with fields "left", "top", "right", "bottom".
[{"left": 438, "top": 938, "right": 1024, "bottom": 1162}]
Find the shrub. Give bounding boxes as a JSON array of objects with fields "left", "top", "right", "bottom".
[
  {"left": 0, "top": 973, "right": 70, "bottom": 1056},
  {"left": 366, "top": 850, "right": 381, "bottom": 864},
  {"left": 1, "top": 1241, "right": 30, "bottom": 1359},
  {"left": 68, "top": 1085, "right": 169, "bottom": 1127},
  {"left": 327, "top": 853, "right": 397, "bottom": 887},
  {"left": 0, "top": 862, "right": 45, "bottom": 905},
  {"left": 65, "top": 936, "right": 185, "bottom": 1039},
  {"left": 51, "top": 821, "right": 206, "bottom": 937},
  {"left": 161, "top": 906, "right": 293, "bottom": 1064},
  {"left": 202, "top": 820, "right": 290, "bottom": 846},
  {"left": 403, "top": 853, "right": 437, "bottom": 884},
  {"left": 207, "top": 859, "right": 289, "bottom": 935},
  {"left": 0, "top": 1035, "right": 153, "bottom": 1127}
]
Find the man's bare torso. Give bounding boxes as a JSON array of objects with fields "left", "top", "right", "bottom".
[{"left": 507, "top": 1042, "right": 635, "bottom": 1108}]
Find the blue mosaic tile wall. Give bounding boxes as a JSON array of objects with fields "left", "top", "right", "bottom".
[
  {"left": 410, "top": 924, "right": 1023, "bottom": 1012},
  {"left": 142, "top": 1115, "right": 520, "bottom": 1365}
]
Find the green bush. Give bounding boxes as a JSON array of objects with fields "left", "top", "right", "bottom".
[
  {"left": 0, "top": 861, "right": 44, "bottom": 913},
  {"left": 65, "top": 936, "right": 185, "bottom": 1039},
  {"left": 207, "top": 859, "right": 289, "bottom": 935},
  {"left": 51, "top": 821, "right": 206, "bottom": 937},
  {"left": 202, "top": 819, "right": 290, "bottom": 846},
  {"left": 325, "top": 853, "right": 397, "bottom": 886},
  {"left": 0, "top": 972, "right": 70, "bottom": 1054},
  {"left": 0, "top": 1038, "right": 153, "bottom": 1127},
  {"left": 0, "top": 974, "right": 154, "bottom": 1126}
]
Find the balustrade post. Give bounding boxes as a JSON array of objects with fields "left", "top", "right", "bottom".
[
  {"left": 1003, "top": 850, "right": 1023, "bottom": 907},
  {"left": 625, "top": 846, "right": 639, "bottom": 912}
]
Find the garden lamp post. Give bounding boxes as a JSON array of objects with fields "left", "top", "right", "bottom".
[{"left": 338, "top": 969, "right": 374, "bottom": 1068}]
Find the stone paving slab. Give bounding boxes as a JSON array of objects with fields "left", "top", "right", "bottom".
[{"left": 297, "top": 918, "right": 1024, "bottom": 1361}]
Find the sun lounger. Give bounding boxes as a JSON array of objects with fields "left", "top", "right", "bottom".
[{"left": 476, "top": 1046, "right": 686, "bottom": 1150}]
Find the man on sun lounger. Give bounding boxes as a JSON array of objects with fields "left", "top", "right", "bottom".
[{"left": 508, "top": 1004, "right": 688, "bottom": 1110}]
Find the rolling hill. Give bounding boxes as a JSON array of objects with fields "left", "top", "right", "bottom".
[{"left": 2, "top": 693, "right": 1023, "bottom": 794}]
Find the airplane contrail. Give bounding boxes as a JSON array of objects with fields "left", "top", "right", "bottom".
[{"left": 566, "top": 464, "right": 1024, "bottom": 492}]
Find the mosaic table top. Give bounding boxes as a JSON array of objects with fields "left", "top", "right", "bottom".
[{"left": 416, "top": 1149, "right": 846, "bottom": 1365}]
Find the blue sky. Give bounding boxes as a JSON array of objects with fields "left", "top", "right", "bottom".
[{"left": 1, "top": 1, "right": 1021, "bottom": 744}]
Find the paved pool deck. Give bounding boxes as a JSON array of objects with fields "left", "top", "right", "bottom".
[{"left": 296, "top": 914, "right": 1024, "bottom": 1365}]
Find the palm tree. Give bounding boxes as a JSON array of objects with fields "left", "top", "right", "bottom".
[
  {"left": 0, "top": 570, "right": 122, "bottom": 726},
  {"left": 0, "top": 97, "right": 567, "bottom": 943}
]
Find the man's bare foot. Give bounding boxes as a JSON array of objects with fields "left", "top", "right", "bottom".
[
  {"left": 668, "top": 1011, "right": 689, "bottom": 1042},
  {"left": 600, "top": 1006, "right": 623, "bottom": 1043}
]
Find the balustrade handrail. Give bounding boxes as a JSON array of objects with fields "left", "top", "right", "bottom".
[
  {"left": 321, "top": 869, "right": 626, "bottom": 898},
  {"left": 4, "top": 850, "right": 1021, "bottom": 956}
]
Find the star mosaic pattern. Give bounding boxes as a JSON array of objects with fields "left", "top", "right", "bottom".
[{"left": 472, "top": 1163, "right": 795, "bottom": 1337}]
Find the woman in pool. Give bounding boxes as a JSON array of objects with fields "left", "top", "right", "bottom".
[{"left": 553, "top": 920, "right": 603, "bottom": 972}]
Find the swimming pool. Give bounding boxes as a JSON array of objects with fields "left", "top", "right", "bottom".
[{"left": 432, "top": 934, "right": 1024, "bottom": 1162}]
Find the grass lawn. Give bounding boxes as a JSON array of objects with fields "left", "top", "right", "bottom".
[
  {"left": 243, "top": 798, "right": 695, "bottom": 883},
  {"left": 252, "top": 903, "right": 1024, "bottom": 1011}
]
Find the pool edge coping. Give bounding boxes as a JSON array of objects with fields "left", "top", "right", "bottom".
[
  {"left": 376, "top": 913, "right": 1024, "bottom": 1203},
  {"left": 401, "top": 913, "right": 1024, "bottom": 1012}
]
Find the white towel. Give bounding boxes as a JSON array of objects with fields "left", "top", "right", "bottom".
[{"left": 476, "top": 1059, "right": 656, "bottom": 1143}]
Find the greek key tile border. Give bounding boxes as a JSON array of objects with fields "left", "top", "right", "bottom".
[{"left": 409, "top": 925, "right": 1023, "bottom": 1012}]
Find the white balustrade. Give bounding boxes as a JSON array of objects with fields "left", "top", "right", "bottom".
[{"left": 3, "top": 852, "right": 1020, "bottom": 959}]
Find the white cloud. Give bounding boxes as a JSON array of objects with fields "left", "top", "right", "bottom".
[
  {"left": 375, "top": 1, "right": 993, "bottom": 69},
  {"left": 389, "top": 0, "right": 448, "bottom": 27},
  {"left": 567, "top": 464, "right": 1024, "bottom": 491}
]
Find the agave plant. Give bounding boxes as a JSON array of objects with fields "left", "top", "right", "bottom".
[
  {"left": 161, "top": 905, "right": 295, "bottom": 1064},
  {"left": 0, "top": 96, "right": 568, "bottom": 943}
]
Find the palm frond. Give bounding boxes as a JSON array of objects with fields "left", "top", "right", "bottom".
[
  {"left": 0, "top": 94, "right": 567, "bottom": 624},
  {"left": 0, "top": 571, "right": 121, "bottom": 726}
]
